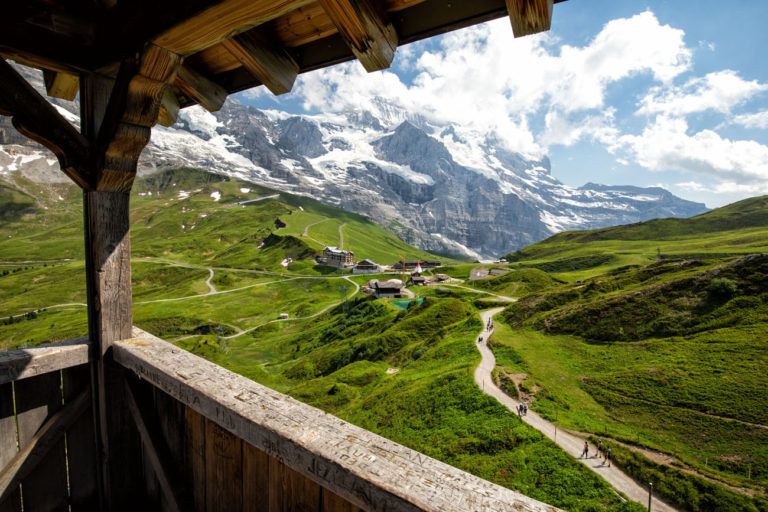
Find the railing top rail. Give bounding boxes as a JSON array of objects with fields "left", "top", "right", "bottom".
[
  {"left": 0, "top": 337, "right": 90, "bottom": 385},
  {"left": 114, "top": 328, "right": 560, "bottom": 512}
]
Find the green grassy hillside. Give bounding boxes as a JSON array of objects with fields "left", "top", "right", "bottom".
[{"left": 489, "top": 197, "right": 768, "bottom": 510}]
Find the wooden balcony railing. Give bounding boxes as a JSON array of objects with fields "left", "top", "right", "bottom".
[{"left": 0, "top": 329, "right": 559, "bottom": 512}]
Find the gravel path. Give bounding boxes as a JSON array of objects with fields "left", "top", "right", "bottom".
[{"left": 474, "top": 307, "right": 677, "bottom": 512}]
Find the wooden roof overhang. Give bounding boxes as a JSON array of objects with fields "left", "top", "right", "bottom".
[{"left": 2, "top": 0, "right": 566, "bottom": 111}]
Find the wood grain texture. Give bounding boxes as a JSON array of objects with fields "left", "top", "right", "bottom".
[
  {"left": 0, "top": 337, "right": 90, "bottom": 385},
  {"left": 318, "top": 0, "right": 398, "bottom": 71},
  {"left": 242, "top": 441, "right": 270, "bottom": 512},
  {"left": 185, "top": 407, "right": 207, "bottom": 512},
  {"left": 506, "top": 0, "right": 552, "bottom": 37},
  {"left": 154, "top": 0, "right": 314, "bottom": 56},
  {"left": 158, "top": 88, "right": 181, "bottom": 127},
  {"left": 204, "top": 418, "right": 243, "bottom": 511},
  {"left": 114, "top": 329, "right": 560, "bottom": 512},
  {"left": 0, "top": 383, "right": 19, "bottom": 512},
  {"left": 62, "top": 365, "right": 98, "bottom": 511},
  {"left": 43, "top": 69, "right": 79, "bottom": 101},
  {"left": 94, "top": 45, "right": 183, "bottom": 192},
  {"left": 1, "top": 375, "right": 88, "bottom": 510},
  {"left": 222, "top": 30, "right": 299, "bottom": 95},
  {"left": 124, "top": 380, "right": 190, "bottom": 512},
  {"left": 175, "top": 65, "right": 228, "bottom": 112}
]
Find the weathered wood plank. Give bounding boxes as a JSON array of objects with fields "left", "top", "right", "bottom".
[
  {"left": 185, "top": 407, "right": 206, "bottom": 512},
  {"left": 114, "top": 329, "right": 560, "bottom": 512},
  {"left": 62, "top": 365, "right": 98, "bottom": 511},
  {"left": 322, "top": 488, "right": 364, "bottom": 512},
  {"left": 205, "top": 418, "right": 243, "bottom": 511},
  {"left": 0, "top": 383, "right": 20, "bottom": 512},
  {"left": 269, "top": 456, "right": 322, "bottom": 512},
  {"left": 0, "top": 385, "right": 89, "bottom": 508},
  {"left": 124, "top": 379, "right": 190, "bottom": 512},
  {"left": 0, "top": 337, "right": 90, "bottom": 385},
  {"left": 222, "top": 31, "right": 299, "bottom": 95},
  {"left": 318, "top": 0, "right": 398, "bottom": 71},
  {"left": 12, "top": 372, "right": 69, "bottom": 511},
  {"left": 43, "top": 69, "right": 80, "bottom": 101},
  {"left": 243, "top": 442, "right": 270, "bottom": 512},
  {"left": 153, "top": 0, "right": 314, "bottom": 56},
  {"left": 506, "top": 0, "right": 553, "bottom": 37},
  {"left": 175, "top": 65, "right": 228, "bottom": 113}
]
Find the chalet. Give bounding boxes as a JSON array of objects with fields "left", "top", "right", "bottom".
[
  {"left": 322, "top": 246, "right": 354, "bottom": 268},
  {"left": 435, "top": 273, "right": 451, "bottom": 282},
  {"left": 352, "top": 258, "right": 381, "bottom": 274},
  {"left": 409, "top": 275, "right": 428, "bottom": 286},
  {"left": 392, "top": 260, "right": 442, "bottom": 270},
  {"left": 367, "top": 279, "right": 404, "bottom": 298},
  {"left": 0, "top": 0, "right": 567, "bottom": 510}
]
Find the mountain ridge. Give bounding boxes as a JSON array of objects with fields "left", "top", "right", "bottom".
[{"left": 0, "top": 64, "right": 708, "bottom": 259}]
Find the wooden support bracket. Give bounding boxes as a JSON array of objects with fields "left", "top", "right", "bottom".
[
  {"left": 506, "top": 0, "right": 553, "bottom": 37},
  {"left": 222, "top": 30, "right": 299, "bottom": 95},
  {"left": 0, "top": 388, "right": 90, "bottom": 503},
  {"left": 0, "top": 59, "right": 92, "bottom": 189},
  {"left": 318, "top": 0, "right": 398, "bottom": 72}
]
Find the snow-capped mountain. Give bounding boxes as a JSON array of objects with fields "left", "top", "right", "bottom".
[{"left": 0, "top": 65, "right": 707, "bottom": 259}]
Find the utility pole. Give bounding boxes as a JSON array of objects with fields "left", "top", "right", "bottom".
[{"left": 648, "top": 482, "right": 653, "bottom": 511}]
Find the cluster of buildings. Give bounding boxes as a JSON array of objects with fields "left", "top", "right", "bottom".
[
  {"left": 314, "top": 247, "right": 449, "bottom": 299},
  {"left": 316, "top": 247, "right": 443, "bottom": 276}
]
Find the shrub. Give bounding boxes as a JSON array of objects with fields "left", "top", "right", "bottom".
[{"left": 707, "top": 278, "right": 738, "bottom": 298}]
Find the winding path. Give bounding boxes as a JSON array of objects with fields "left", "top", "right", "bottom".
[
  {"left": 221, "top": 276, "right": 361, "bottom": 340},
  {"left": 204, "top": 268, "right": 217, "bottom": 294},
  {"left": 474, "top": 308, "right": 677, "bottom": 512}
]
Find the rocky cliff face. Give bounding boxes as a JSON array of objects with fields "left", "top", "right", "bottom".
[{"left": 0, "top": 64, "right": 708, "bottom": 259}]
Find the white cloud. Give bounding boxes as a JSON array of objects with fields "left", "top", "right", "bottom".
[
  {"left": 291, "top": 11, "right": 692, "bottom": 156},
  {"left": 733, "top": 110, "right": 768, "bottom": 129},
  {"left": 637, "top": 70, "right": 768, "bottom": 116},
  {"left": 612, "top": 115, "right": 768, "bottom": 182}
]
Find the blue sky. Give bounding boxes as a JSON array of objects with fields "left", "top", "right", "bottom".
[{"left": 238, "top": 1, "right": 768, "bottom": 207}]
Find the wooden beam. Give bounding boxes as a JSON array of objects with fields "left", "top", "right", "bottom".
[
  {"left": 318, "top": 0, "right": 398, "bottom": 72},
  {"left": 43, "top": 70, "right": 80, "bottom": 101},
  {"left": 124, "top": 380, "right": 191, "bottom": 512},
  {"left": 0, "top": 388, "right": 90, "bottom": 504},
  {"left": 158, "top": 88, "right": 181, "bottom": 127},
  {"left": 0, "top": 59, "right": 92, "bottom": 189},
  {"left": 506, "top": 0, "right": 552, "bottom": 38},
  {"left": 175, "top": 65, "right": 227, "bottom": 112},
  {"left": 221, "top": 31, "right": 299, "bottom": 95},
  {"left": 0, "top": 337, "right": 90, "bottom": 385},
  {"left": 153, "top": 0, "right": 314, "bottom": 56},
  {"left": 114, "top": 329, "right": 561, "bottom": 512}
]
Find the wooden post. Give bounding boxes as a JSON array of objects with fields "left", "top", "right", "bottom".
[
  {"left": 77, "top": 47, "right": 183, "bottom": 511},
  {"left": 80, "top": 72, "right": 142, "bottom": 512}
]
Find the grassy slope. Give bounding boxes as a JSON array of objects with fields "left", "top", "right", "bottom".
[
  {"left": 194, "top": 296, "right": 637, "bottom": 512},
  {"left": 488, "top": 196, "right": 768, "bottom": 510}
]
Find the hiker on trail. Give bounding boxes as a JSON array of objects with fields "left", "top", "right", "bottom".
[
  {"left": 581, "top": 441, "right": 590, "bottom": 459},
  {"left": 604, "top": 447, "right": 612, "bottom": 467},
  {"left": 595, "top": 440, "right": 603, "bottom": 459},
  {"left": 517, "top": 404, "right": 523, "bottom": 417},
  {"left": 479, "top": 336, "right": 483, "bottom": 343},
  {"left": 522, "top": 403, "right": 528, "bottom": 416}
]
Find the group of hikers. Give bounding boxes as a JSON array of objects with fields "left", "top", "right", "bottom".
[
  {"left": 581, "top": 440, "right": 612, "bottom": 467},
  {"left": 517, "top": 402, "right": 528, "bottom": 416}
]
